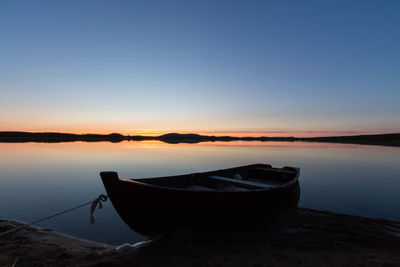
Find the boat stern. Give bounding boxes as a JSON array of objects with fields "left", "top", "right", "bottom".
[{"left": 100, "top": 171, "right": 120, "bottom": 193}]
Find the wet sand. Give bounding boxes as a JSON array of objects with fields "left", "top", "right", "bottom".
[{"left": 1, "top": 208, "right": 400, "bottom": 267}]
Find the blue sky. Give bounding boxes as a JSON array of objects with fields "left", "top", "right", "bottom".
[{"left": 1, "top": 0, "right": 399, "bottom": 135}]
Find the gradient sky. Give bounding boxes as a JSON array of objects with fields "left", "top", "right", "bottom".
[{"left": 1, "top": 0, "right": 399, "bottom": 136}]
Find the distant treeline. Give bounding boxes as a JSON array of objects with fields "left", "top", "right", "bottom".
[
  {"left": 0, "top": 132, "right": 151, "bottom": 143},
  {"left": 0, "top": 131, "right": 399, "bottom": 147}
]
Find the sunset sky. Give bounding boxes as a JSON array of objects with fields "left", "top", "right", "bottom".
[{"left": 1, "top": 1, "right": 399, "bottom": 137}]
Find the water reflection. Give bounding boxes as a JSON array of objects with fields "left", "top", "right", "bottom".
[{"left": 0, "top": 141, "right": 399, "bottom": 245}]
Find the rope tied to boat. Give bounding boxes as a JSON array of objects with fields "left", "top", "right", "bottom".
[
  {"left": 0, "top": 194, "right": 108, "bottom": 237},
  {"left": 90, "top": 194, "right": 108, "bottom": 224}
]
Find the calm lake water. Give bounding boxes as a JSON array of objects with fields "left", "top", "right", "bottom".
[{"left": 0, "top": 141, "right": 399, "bottom": 245}]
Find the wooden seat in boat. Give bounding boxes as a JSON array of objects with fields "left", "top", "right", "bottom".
[{"left": 208, "top": 175, "right": 274, "bottom": 189}]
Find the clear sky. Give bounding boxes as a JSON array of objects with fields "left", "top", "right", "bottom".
[{"left": 1, "top": 0, "right": 399, "bottom": 136}]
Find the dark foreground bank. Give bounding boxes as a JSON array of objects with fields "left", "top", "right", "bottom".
[{"left": 1, "top": 208, "right": 400, "bottom": 267}]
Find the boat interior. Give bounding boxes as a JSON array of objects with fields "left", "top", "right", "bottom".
[{"left": 122, "top": 164, "right": 298, "bottom": 192}]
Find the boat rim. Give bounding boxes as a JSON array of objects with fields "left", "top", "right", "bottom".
[{"left": 106, "top": 165, "right": 300, "bottom": 193}]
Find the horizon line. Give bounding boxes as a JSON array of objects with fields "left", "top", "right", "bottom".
[{"left": 1, "top": 130, "right": 399, "bottom": 139}]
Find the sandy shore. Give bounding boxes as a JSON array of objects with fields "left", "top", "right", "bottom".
[{"left": 1, "top": 208, "right": 400, "bottom": 266}]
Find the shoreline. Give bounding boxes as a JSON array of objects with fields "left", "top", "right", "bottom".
[
  {"left": 0, "top": 131, "right": 399, "bottom": 147},
  {"left": 2, "top": 208, "right": 400, "bottom": 266},
  {"left": 0, "top": 218, "right": 114, "bottom": 253}
]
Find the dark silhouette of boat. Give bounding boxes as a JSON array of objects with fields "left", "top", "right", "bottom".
[{"left": 100, "top": 164, "right": 300, "bottom": 236}]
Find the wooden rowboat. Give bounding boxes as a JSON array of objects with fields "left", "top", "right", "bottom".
[{"left": 100, "top": 164, "right": 300, "bottom": 236}]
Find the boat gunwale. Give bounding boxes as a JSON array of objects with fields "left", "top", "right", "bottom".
[{"left": 114, "top": 164, "right": 300, "bottom": 193}]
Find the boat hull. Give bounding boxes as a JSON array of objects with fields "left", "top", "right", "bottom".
[{"left": 101, "top": 165, "right": 300, "bottom": 236}]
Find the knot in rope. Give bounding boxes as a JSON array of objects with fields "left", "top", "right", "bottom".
[
  {"left": 0, "top": 193, "right": 108, "bottom": 236},
  {"left": 90, "top": 194, "right": 108, "bottom": 224}
]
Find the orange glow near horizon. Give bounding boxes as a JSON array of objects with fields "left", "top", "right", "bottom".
[
  {"left": 1, "top": 128, "right": 393, "bottom": 138},
  {"left": 0, "top": 139, "right": 383, "bottom": 152}
]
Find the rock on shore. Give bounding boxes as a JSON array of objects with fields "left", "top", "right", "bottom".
[{"left": 1, "top": 208, "right": 400, "bottom": 266}]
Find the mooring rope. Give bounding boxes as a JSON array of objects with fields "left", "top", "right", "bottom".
[{"left": 0, "top": 194, "right": 108, "bottom": 237}]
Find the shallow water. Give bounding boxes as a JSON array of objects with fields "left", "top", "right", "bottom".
[{"left": 0, "top": 141, "right": 399, "bottom": 245}]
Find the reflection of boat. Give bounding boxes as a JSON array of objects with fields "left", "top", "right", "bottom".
[{"left": 100, "top": 164, "right": 300, "bottom": 236}]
